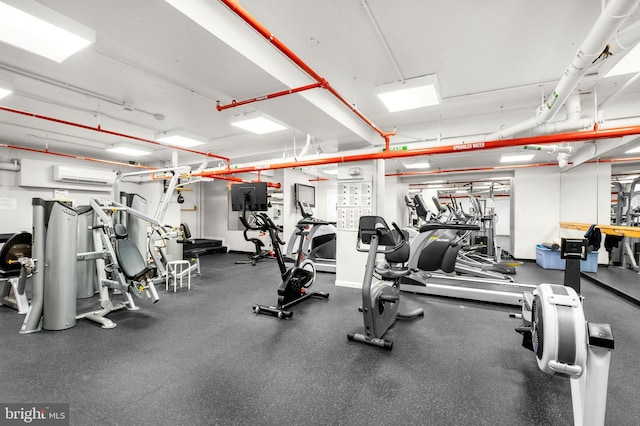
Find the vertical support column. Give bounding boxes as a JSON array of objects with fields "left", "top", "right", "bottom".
[
  {"left": 335, "top": 163, "right": 375, "bottom": 288},
  {"left": 375, "top": 159, "right": 385, "bottom": 217}
]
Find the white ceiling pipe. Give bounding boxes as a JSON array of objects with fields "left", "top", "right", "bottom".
[
  {"left": 0, "top": 159, "right": 19, "bottom": 171},
  {"left": 486, "top": 0, "right": 639, "bottom": 141},
  {"left": 599, "top": 115, "right": 640, "bottom": 128},
  {"left": 361, "top": 0, "right": 404, "bottom": 83},
  {"left": 608, "top": 18, "right": 640, "bottom": 54},
  {"left": 557, "top": 152, "right": 572, "bottom": 168},
  {"left": 522, "top": 141, "right": 575, "bottom": 169},
  {"left": 531, "top": 92, "right": 594, "bottom": 134},
  {"left": 297, "top": 134, "right": 313, "bottom": 159},
  {"left": 523, "top": 144, "right": 574, "bottom": 154},
  {"left": 599, "top": 19, "right": 640, "bottom": 109}
]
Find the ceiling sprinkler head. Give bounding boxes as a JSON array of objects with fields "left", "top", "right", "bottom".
[{"left": 154, "top": 113, "right": 165, "bottom": 121}]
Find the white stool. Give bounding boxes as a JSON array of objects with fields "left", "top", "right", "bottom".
[{"left": 166, "top": 260, "right": 191, "bottom": 292}]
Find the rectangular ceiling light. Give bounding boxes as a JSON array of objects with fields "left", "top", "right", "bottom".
[
  {"left": 604, "top": 43, "right": 640, "bottom": 78},
  {"left": 0, "top": 0, "right": 95, "bottom": 63},
  {"left": 376, "top": 74, "right": 441, "bottom": 113},
  {"left": 156, "top": 130, "right": 207, "bottom": 147},
  {"left": 404, "top": 161, "right": 431, "bottom": 169},
  {"left": 106, "top": 143, "right": 151, "bottom": 157},
  {"left": 0, "top": 79, "right": 13, "bottom": 100},
  {"left": 230, "top": 112, "right": 287, "bottom": 134},
  {"left": 500, "top": 154, "right": 534, "bottom": 163},
  {"left": 625, "top": 146, "right": 640, "bottom": 154}
]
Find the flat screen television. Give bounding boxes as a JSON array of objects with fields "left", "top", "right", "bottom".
[
  {"left": 230, "top": 182, "right": 269, "bottom": 212},
  {"left": 294, "top": 183, "right": 315, "bottom": 207}
]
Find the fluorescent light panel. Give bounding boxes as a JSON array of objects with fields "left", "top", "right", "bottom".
[
  {"left": 625, "top": 146, "right": 640, "bottom": 154},
  {"left": 500, "top": 154, "right": 534, "bottom": 163},
  {"left": 605, "top": 43, "right": 640, "bottom": 77},
  {"left": 404, "top": 161, "right": 431, "bottom": 169},
  {"left": 106, "top": 144, "right": 151, "bottom": 157},
  {"left": 323, "top": 169, "right": 338, "bottom": 175},
  {"left": 0, "top": 0, "right": 95, "bottom": 63},
  {"left": 156, "top": 130, "right": 206, "bottom": 147},
  {"left": 230, "top": 112, "right": 286, "bottom": 134},
  {"left": 0, "top": 80, "right": 13, "bottom": 100},
  {"left": 376, "top": 74, "right": 441, "bottom": 113}
]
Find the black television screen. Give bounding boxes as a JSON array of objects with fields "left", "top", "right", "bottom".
[
  {"left": 294, "top": 183, "right": 315, "bottom": 207},
  {"left": 231, "top": 182, "right": 269, "bottom": 212}
]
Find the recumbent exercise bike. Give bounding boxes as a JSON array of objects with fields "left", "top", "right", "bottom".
[{"left": 348, "top": 216, "right": 424, "bottom": 350}]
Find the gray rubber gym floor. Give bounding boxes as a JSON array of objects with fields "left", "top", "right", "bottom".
[{"left": 1, "top": 254, "right": 639, "bottom": 426}]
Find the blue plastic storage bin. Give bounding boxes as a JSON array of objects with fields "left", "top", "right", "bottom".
[{"left": 535, "top": 245, "right": 598, "bottom": 272}]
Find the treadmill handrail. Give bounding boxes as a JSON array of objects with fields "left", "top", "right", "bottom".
[{"left": 419, "top": 223, "right": 480, "bottom": 233}]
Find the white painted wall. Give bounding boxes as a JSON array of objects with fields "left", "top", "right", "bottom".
[
  {"left": 0, "top": 154, "right": 151, "bottom": 234},
  {"left": 494, "top": 196, "right": 511, "bottom": 235},
  {"left": 201, "top": 179, "right": 258, "bottom": 252},
  {"left": 512, "top": 163, "right": 610, "bottom": 261},
  {"left": 558, "top": 162, "right": 611, "bottom": 264},
  {"left": 512, "top": 167, "right": 561, "bottom": 259}
]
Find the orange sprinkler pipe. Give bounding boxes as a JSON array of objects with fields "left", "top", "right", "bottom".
[
  {"left": 388, "top": 150, "right": 640, "bottom": 178},
  {"left": 386, "top": 162, "right": 559, "bottom": 177},
  {"left": 190, "top": 171, "right": 281, "bottom": 189},
  {"left": 216, "top": 83, "right": 323, "bottom": 111},
  {"left": 219, "top": 0, "right": 395, "bottom": 142},
  {"left": 0, "top": 143, "right": 154, "bottom": 170},
  {"left": 0, "top": 105, "right": 230, "bottom": 165},
  {"left": 200, "top": 123, "right": 640, "bottom": 177}
]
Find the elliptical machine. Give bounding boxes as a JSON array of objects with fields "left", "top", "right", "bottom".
[
  {"left": 348, "top": 216, "right": 424, "bottom": 350},
  {"left": 284, "top": 201, "right": 337, "bottom": 272}
]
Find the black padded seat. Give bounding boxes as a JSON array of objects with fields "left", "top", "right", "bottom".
[
  {"left": 178, "top": 223, "right": 207, "bottom": 258},
  {"left": 375, "top": 229, "right": 410, "bottom": 281},
  {"left": 113, "top": 224, "right": 156, "bottom": 281},
  {"left": 0, "top": 232, "right": 31, "bottom": 279}
]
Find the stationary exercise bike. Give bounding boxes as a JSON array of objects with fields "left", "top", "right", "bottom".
[
  {"left": 229, "top": 182, "right": 329, "bottom": 319},
  {"left": 251, "top": 211, "right": 330, "bottom": 319},
  {"left": 348, "top": 216, "right": 424, "bottom": 350}
]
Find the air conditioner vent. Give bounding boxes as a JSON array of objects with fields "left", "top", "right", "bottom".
[{"left": 53, "top": 165, "right": 115, "bottom": 186}]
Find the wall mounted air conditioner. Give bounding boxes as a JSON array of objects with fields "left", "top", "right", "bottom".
[{"left": 53, "top": 165, "right": 115, "bottom": 186}]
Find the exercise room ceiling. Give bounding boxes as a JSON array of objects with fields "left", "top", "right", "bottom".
[{"left": 1, "top": 0, "right": 640, "bottom": 178}]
